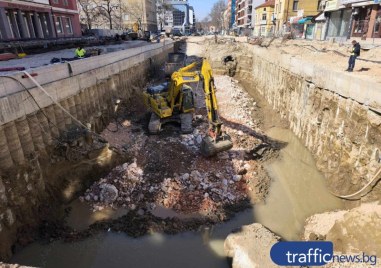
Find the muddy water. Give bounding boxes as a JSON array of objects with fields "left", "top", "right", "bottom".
[
  {"left": 254, "top": 127, "right": 343, "bottom": 240},
  {"left": 11, "top": 128, "right": 343, "bottom": 268}
]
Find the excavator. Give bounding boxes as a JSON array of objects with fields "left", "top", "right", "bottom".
[{"left": 143, "top": 59, "right": 233, "bottom": 157}]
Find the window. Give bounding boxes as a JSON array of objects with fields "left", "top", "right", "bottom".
[
  {"left": 55, "top": 16, "right": 63, "bottom": 34},
  {"left": 317, "top": 0, "right": 325, "bottom": 11},
  {"left": 65, "top": 17, "right": 73, "bottom": 34},
  {"left": 293, "top": 0, "right": 298, "bottom": 11},
  {"left": 63, "top": 0, "right": 68, "bottom": 5},
  {"left": 262, "top": 13, "right": 267, "bottom": 21},
  {"left": 53, "top": 0, "right": 59, "bottom": 3}
]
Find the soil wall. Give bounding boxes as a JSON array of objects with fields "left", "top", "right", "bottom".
[{"left": 205, "top": 40, "right": 381, "bottom": 202}]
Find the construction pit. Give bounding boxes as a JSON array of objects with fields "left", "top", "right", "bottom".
[{"left": 1, "top": 37, "right": 381, "bottom": 267}]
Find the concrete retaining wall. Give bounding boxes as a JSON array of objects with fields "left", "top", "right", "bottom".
[
  {"left": 0, "top": 41, "right": 173, "bottom": 168},
  {"left": 0, "top": 41, "right": 173, "bottom": 260}
]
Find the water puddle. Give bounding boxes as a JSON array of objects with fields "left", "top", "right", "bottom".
[
  {"left": 254, "top": 127, "right": 343, "bottom": 240},
  {"left": 11, "top": 128, "right": 343, "bottom": 267},
  {"left": 66, "top": 200, "right": 128, "bottom": 231}
]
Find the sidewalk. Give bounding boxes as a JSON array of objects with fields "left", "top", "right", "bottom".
[{"left": 0, "top": 40, "right": 150, "bottom": 75}]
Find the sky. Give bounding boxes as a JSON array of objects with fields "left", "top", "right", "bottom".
[{"left": 188, "top": 0, "right": 220, "bottom": 21}]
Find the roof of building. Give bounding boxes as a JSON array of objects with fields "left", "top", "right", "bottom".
[{"left": 255, "top": 0, "right": 275, "bottom": 9}]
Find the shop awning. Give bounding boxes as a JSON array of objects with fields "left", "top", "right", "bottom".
[
  {"left": 313, "top": 12, "right": 326, "bottom": 22},
  {"left": 298, "top": 17, "right": 313, "bottom": 24},
  {"left": 289, "top": 16, "right": 302, "bottom": 24}
]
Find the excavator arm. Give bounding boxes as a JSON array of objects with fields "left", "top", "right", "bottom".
[
  {"left": 200, "top": 59, "right": 223, "bottom": 138},
  {"left": 199, "top": 59, "right": 233, "bottom": 156}
]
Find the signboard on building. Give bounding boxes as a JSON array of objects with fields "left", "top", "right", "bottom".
[
  {"left": 29, "top": 0, "right": 50, "bottom": 5},
  {"left": 325, "top": 0, "right": 339, "bottom": 11},
  {"left": 340, "top": 0, "right": 363, "bottom": 4}
]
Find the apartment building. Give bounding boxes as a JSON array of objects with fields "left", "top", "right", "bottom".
[
  {"left": 254, "top": 0, "right": 275, "bottom": 36},
  {"left": 236, "top": 0, "right": 253, "bottom": 32},
  {"left": 0, "top": 0, "right": 80, "bottom": 41},
  {"left": 227, "top": 0, "right": 236, "bottom": 28}
]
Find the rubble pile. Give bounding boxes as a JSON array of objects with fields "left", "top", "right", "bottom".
[
  {"left": 80, "top": 157, "right": 253, "bottom": 217},
  {"left": 78, "top": 75, "right": 276, "bottom": 223}
]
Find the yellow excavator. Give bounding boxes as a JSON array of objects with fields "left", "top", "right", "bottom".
[{"left": 143, "top": 59, "right": 233, "bottom": 157}]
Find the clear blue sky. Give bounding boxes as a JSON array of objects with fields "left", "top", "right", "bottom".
[{"left": 188, "top": 0, "right": 222, "bottom": 21}]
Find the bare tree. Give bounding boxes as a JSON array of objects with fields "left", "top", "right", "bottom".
[
  {"left": 197, "top": 17, "right": 211, "bottom": 33},
  {"left": 78, "top": 0, "right": 99, "bottom": 30},
  {"left": 209, "top": 0, "right": 227, "bottom": 32},
  {"left": 96, "top": 0, "right": 120, "bottom": 29}
]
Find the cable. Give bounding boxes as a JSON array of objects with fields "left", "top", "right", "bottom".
[
  {"left": 0, "top": 74, "right": 105, "bottom": 158},
  {"left": 330, "top": 166, "right": 381, "bottom": 200},
  {"left": 22, "top": 71, "right": 89, "bottom": 130}
]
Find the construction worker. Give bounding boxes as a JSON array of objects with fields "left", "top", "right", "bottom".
[
  {"left": 346, "top": 40, "right": 361, "bottom": 72},
  {"left": 75, "top": 46, "right": 86, "bottom": 58}
]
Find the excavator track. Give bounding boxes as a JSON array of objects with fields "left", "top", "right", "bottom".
[{"left": 148, "top": 113, "right": 161, "bottom": 134}]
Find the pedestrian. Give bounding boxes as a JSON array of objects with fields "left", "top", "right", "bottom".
[
  {"left": 346, "top": 40, "right": 361, "bottom": 72},
  {"left": 74, "top": 46, "right": 87, "bottom": 58}
]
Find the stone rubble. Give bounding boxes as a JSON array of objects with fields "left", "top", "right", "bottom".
[
  {"left": 81, "top": 157, "right": 252, "bottom": 215},
  {"left": 80, "top": 75, "right": 276, "bottom": 219}
]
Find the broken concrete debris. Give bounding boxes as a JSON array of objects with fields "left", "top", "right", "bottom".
[
  {"left": 81, "top": 158, "right": 251, "bottom": 216},
  {"left": 80, "top": 76, "right": 275, "bottom": 218}
]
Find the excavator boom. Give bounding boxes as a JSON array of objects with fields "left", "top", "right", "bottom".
[{"left": 199, "top": 59, "right": 233, "bottom": 156}]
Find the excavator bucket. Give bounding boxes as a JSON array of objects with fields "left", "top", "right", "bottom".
[{"left": 200, "top": 134, "right": 233, "bottom": 157}]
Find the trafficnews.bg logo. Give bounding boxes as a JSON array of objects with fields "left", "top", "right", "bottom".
[{"left": 270, "top": 241, "right": 377, "bottom": 266}]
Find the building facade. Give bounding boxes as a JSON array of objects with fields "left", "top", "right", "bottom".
[
  {"left": 227, "top": 0, "right": 236, "bottom": 28},
  {"left": 0, "top": 0, "right": 81, "bottom": 41},
  {"left": 50, "top": 0, "right": 81, "bottom": 38},
  {"left": 274, "top": 0, "right": 321, "bottom": 34},
  {"left": 250, "top": 0, "right": 267, "bottom": 33},
  {"left": 324, "top": 0, "right": 381, "bottom": 41},
  {"left": 254, "top": 0, "right": 275, "bottom": 36},
  {"left": 0, "top": 0, "right": 53, "bottom": 40},
  {"left": 163, "top": 0, "right": 195, "bottom": 34},
  {"left": 122, "top": 0, "right": 157, "bottom": 32},
  {"left": 236, "top": 0, "right": 253, "bottom": 33},
  {"left": 343, "top": 0, "right": 381, "bottom": 39}
]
